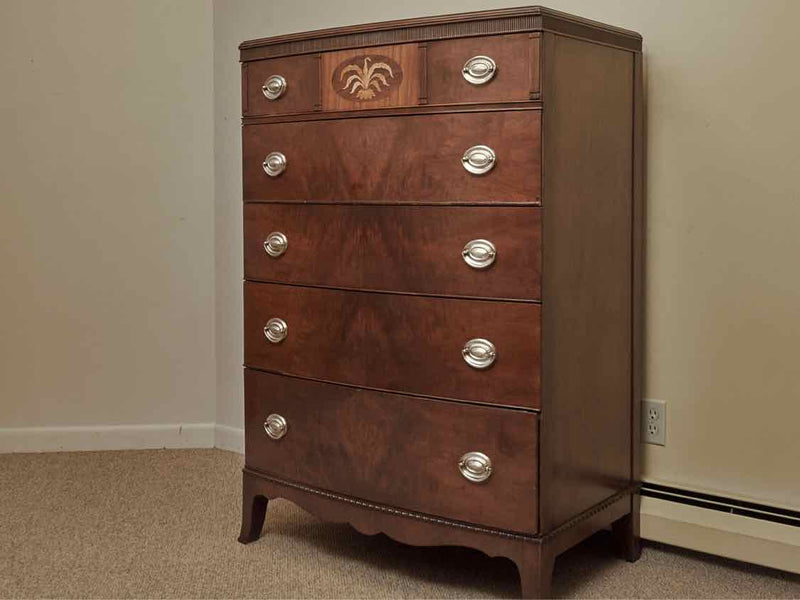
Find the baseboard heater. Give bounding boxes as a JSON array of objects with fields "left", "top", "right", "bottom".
[{"left": 640, "top": 482, "right": 800, "bottom": 528}]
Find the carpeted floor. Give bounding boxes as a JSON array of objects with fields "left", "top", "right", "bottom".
[{"left": 1, "top": 449, "right": 798, "bottom": 599}]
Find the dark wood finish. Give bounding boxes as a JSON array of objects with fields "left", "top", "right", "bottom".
[
  {"left": 238, "top": 471, "right": 269, "bottom": 543},
  {"left": 240, "top": 468, "right": 637, "bottom": 598},
  {"left": 242, "top": 110, "right": 541, "bottom": 203},
  {"left": 239, "top": 7, "right": 642, "bottom": 61},
  {"left": 612, "top": 495, "right": 642, "bottom": 562},
  {"left": 631, "top": 48, "right": 645, "bottom": 496},
  {"left": 529, "top": 35, "right": 541, "bottom": 99},
  {"left": 321, "top": 44, "right": 420, "bottom": 111},
  {"left": 238, "top": 9, "right": 643, "bottom": 597},
  {"left": 418, "top": 43, "right": 428, "bottom": 104},
  {"left": 245, "top": 370, "right": 539, "bottom": 532},
  {"left": 244, "top": 204, "right": 542, "bottom": 300},
  {"left": 244, "top": 54, "right": 319, "bottom": 116},
  {"left": 539, "top": 33, "right": 635, "bottom": 532},
  {"left": 427, "top": 34, "right": 538, "bottom": 105},
  {"left": 242, "top": 101, "right": 542, "bottom": 126},
  {"left": 243, "top": 282, "right": 541, "bottom": 408}
]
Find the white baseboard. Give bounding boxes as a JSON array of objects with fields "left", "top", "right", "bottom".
[
  {"left": 641, "top": 496, "right": 800, "bottom": 574},
  {"left": 214, "top": 423, "right": 244, "bottom": 454},
  {"left": 0, "top": 423, "right": 215, "bottom": 453}
]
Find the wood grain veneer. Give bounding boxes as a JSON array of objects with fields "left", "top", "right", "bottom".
[
  {"left": 243, "top": 282, "right": 541, "bottom": 409},
  {"left": 243, "top": 204, "right": 542, "bottom": 300},
  {"left": 427, "top": 33, "right": 540, "bottom": 104},
  {"left": 244, "top": 369, "right": 539, "bottom": 532},
  {"left": 238, "top": 7, "right": 644, "bottom": 598},
  {"left": 242, "top": 110, "right": 541, "bottom": 203},
  {"left": 244, "top": 54, "right": 320, "bottom": 116}
]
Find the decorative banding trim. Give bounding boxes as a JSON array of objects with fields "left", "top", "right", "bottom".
[
  {"left": 542, "top": 483, "right": 641, "bottom": 541},
  {"left": 244, "top": 467, "right": 639, "bottom": 542},
  {"left": 239, "top": 8, "right": 641, "bottom": 61}
]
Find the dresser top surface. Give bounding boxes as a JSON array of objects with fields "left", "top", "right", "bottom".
[{"left": 239, "top": 6, "right": 642, "bottom": 61}]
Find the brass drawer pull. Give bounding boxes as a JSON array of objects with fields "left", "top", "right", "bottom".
[
  {"left": 264, "top": 232, "right": 288, "bottom": 258},
  {"left": 462, "top": 145, "right": 496, "bottom": 175},
  {"left": 462, "top": 239, "right": 496, "bottom": 269},
  {"left": 264, "top": 318, "right": 288, "bottom": 343},
  {"left": 462, "top": 338, "right": 496, "bottom": 369},
  {"left": 264, "top": 414, "right": 288, "bottom": 440},
  {"left": 462, "top": 56, "right": 496, "bottom": 85},
  {"left": 263, "top": 152, "right": 287, "bottom": 177},
  {"left": 459, "top": 451, "right": 492, "bottom": 483},
  {"left": 262, "top": 75, "right": 287, "bottom": 100}
]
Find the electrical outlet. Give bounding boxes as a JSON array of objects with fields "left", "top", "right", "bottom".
[{"left": 642, "top": 399, "right": 666, "bottom": 445}]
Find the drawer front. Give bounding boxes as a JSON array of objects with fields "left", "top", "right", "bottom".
[
  {"left": 243, "top": 110, "right": 541, "bottom": 203},
  {"left": 244, "top": 204, "right": 542, "bottom": 300},
  {"left": 244, "top": 282, "right": 541, "bottom": 409},
  {"left": 427, "top": 33, "right": 540, "bottom": 105},
  {"left": 245, "top": 370, "right": 539, "bottom": 533},
  {"left": 244, "top": 55, "right": 320, "bottom": 116}
]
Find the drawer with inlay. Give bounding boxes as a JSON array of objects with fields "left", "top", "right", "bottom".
[
  {"left": 243, "top": 110, "right": 541, "bottom": 203},
  {"left": 242, "top": 34, "right": 540, "bottom": 115},
  {"left": 244, "top": 204, "right": 542, "bottom": 300},
  {"left": 243, "top": 282, "right": 541, "bottom": 408},
  {"left": 244, "top": 369, "right": 539, "bottom": 533}
]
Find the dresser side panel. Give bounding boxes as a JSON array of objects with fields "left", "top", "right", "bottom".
[{"left": 539, "top": 33, "right": 635, "bottom": 532}]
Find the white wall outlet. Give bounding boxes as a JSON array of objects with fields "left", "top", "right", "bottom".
[{"left": 643, "top": 399, "right": 666, "bottom": 445}]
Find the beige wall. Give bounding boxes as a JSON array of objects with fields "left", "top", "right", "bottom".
[
  {"left": 0, "top": 1, "right": 215, "bottom": 429},
  {"left": 213, "top": 0, "right": 800, "bottom": 511}
]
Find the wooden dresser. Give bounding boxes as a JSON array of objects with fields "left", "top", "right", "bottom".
[{"left": 237, "top": 7, "right": 644, "bottom": 598}]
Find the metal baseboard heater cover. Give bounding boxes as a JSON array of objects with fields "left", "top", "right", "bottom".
[{"left": 641, "top": 482, "right": 800, "bottom": 529}]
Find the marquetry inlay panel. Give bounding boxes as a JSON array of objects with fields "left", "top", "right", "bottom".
[{"left": 321, "top": 44, "right": 421, "bottom": 111}]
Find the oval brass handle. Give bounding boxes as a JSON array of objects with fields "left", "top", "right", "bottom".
[
  {"left": 262, "top": 75, "right": 287, "bottom": 100},
  {"left": 264, "top": 413, "right": 288, "bottom": 440},
  {"left": 462, "top": 145, "right": 496, "bottom": 175},
  {"left": 263, "top": 152, "right": 287, "bottom": 177},
  {"left": 459, "top": 451, "right": 492, "bottom": 483},
  {"left": 264, "top": 318, "right": 288, "bottom": 343},
  {"left": 264, "top": 231, "right": 288, "bottom": 258},
  {"left": 462, "top": 338, "right": 496, "bottom": 369},
  {"left": 462, "top": 239, "right": 496, "bottom": 269},
  {"left": 462, "top": 56, "right": 496, "bottom": 85}
]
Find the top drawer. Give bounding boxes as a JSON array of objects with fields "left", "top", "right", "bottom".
[{"left": 243, "top": 33, "right": 540, "bottom": 116}]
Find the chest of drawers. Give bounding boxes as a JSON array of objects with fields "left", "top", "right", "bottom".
[{"left": 237, "top": 7, "right": 644, "bottom": 598}]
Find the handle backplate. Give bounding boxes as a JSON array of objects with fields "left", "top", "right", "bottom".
[
  {"left": 462, "top": 239, "right": 496, "bottom": 269},
  {"left": 264, "top": 413, "right": 288, "bottom": 440},
  {"left": 462, "top": 145, "right": 496, "bottom": 175},
  {"left": 462, "top": 338, "right": 496, "bottom": 369},
  {"left": 262, "top": 75, "right": 287, "bottom": 100},
  {"left": 264, "top": 231, "right": 288, "bottom": 258},
  {"left": 462, "top": 56, "right": 497, "bottom": 85},
  {"left": 264, "top": 318, "right": 288, "bottom": 344},
  {"left": 263, "top": 152, "right": 287, "bottom": 177},
  {"left": 459, "top": 451, "right": 492, "bottom": 483}
]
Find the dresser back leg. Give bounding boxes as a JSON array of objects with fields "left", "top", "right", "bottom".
[
  {"left": 514, "top": 543, "right": 555, "bottom": 599},
  {"left": 238, "top": 475, "right": 269, "bottom": 544},
  {"left": 611, "top": 496, "right": 642, "bottom": 562}
]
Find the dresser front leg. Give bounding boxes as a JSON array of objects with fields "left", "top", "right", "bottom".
[
  {"left": 238, "top": 476, "right": 269, "bottom": 544},
  {"left": 611, "top": 496, "right": 642, "bottom": 562},
  {"left": 514, "top": 543, "right": 555, "bottom": 599}
]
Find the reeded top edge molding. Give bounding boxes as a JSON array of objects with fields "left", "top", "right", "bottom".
[{"left": 239, "top": 6, "right": 642, "bottom": 61}]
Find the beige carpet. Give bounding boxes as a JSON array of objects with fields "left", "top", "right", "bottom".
[{"left": 0, "top": 449, "right": 798, "bottom": 599}]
